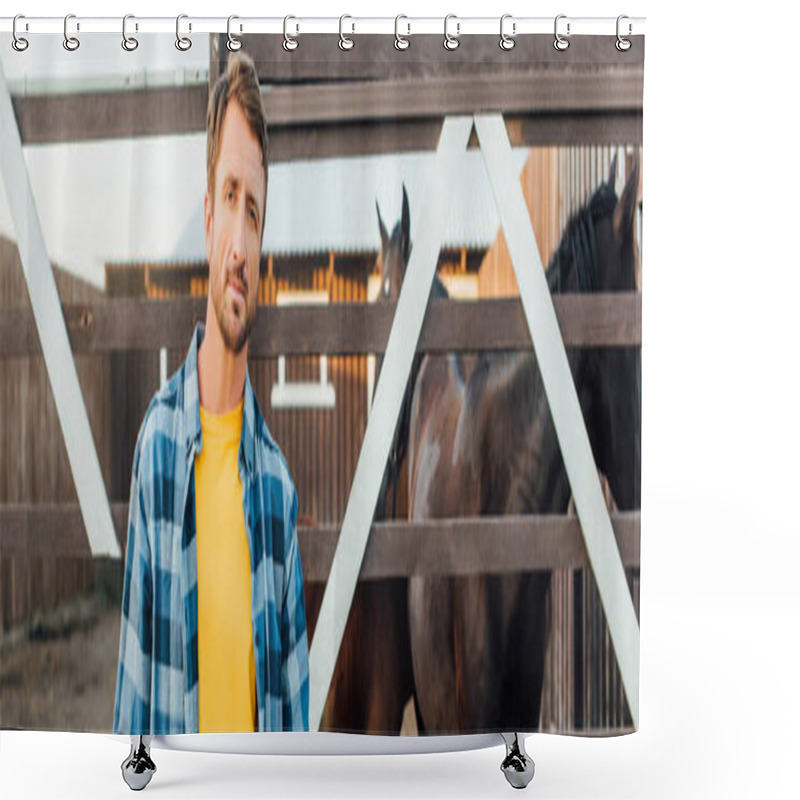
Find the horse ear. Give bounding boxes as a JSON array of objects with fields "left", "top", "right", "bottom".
[
  {"left": 401, "top": 185, "right": 411, "bottom": 263},
  {"left": 613, "top": 156, "right": 640, "bottom": 245},
  {"left": 608, "top": 153, "right": 618, "bottom": 191},
  {"left": 376, "top": 199, "right": 389, "bottom": 255}
]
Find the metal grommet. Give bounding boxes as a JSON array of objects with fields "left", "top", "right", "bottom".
[
  {"left": 283, "top": 15, "right": 298, "bottom": 52},
  {"left": 12, "top": 14, "right": 29, "bottom": 52},
  {"left": 176, "top": 14, "right": 192, "bottom": 51},
  {"left": 63, "top": 14, "right": 80, "bottom": 51},
  {"left": 227, "top": 15, "right": 242, "bottom": 52},
  {"left": 554, "top": 14, "right": 570, "bottom": 51},
  {"left": 394, "top": 15, "right": 410, "bottom": 51},
  {"left": 443, "top": 14, "right": 460, "bottom": 51},
  {"left": 339, "top": 14, "right": 354, "bottom": 51},
  {"left": 122, "top": 14, "right": 139, "bottom": 51},
  {"left": 499, "top": 14, "right": 515, "bottom": 51},
  {"left": 616, "top": 14, "right": 632, "bottom": 52}
]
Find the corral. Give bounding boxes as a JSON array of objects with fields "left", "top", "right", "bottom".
[{"left": 1, "top": 33, "right": 642, "bottom": 734}]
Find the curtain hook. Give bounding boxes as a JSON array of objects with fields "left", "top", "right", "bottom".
[
  {"left": 394, "top": 15, "right": 410, "bottom": 51},
  {"left": 616, "top": 15, "right": 632, "bottom": 51},
  {"left": 283, "top": 15, "right": 298, "bottom": 51},
  {"left": 227, "top": 15, "right": 242, "bottom": 52},
  {"left": 554, "top": 14, "right": 570, "bottom": 51},
  {"left": 12, "top": 14, "right": 29, "bottom": 52},
  {"left": 500, "top": 14, "right": 515, "bottom": 51},
  {"left": 122, "top": 14, "right": 139, "bottom": 51},
  {"left": 339, "top": 14, "right": 354, "bottom": 51},
  {"left": 443, "top": 14, "right": 460, "bottom": 51},
  {"left": 63, "top": 14, "right": 80, "bottom": 51},
  {"left": 176, "top": 14, "right": 192, "bottom": 51}
]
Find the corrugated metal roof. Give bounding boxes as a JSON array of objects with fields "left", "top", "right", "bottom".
[{"left": 1, "top": 132, "right": 528, "bottom": 287}]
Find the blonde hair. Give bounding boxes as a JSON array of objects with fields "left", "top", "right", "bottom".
[{"left": 206, "top": 52, "right": 269, "bottom": 234}]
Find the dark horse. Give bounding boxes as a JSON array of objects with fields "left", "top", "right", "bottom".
[
  {"left": 406, "top": 155, "right": 641, "bottom": 733},
  {"left": 306, "top": 155, "right": 639, "bottom": 734}
]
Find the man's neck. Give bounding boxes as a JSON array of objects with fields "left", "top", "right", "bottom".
[{"left": 197, "top": 303, "right": 247, "bottom": 414}]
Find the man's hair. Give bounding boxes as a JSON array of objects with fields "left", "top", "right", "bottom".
[{"left": 206, "top": 53, "right": 269, "bottom": 235}]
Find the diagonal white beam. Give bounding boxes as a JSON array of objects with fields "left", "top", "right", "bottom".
[
  {"left": 0, "top": 59, "right": 120, "bottom": 559},
  {"left": 308, "top": 116, "right": 473, "bottom": 731},
  {"left": 474, "top": 114, "right": 640, "bottom": 729}
]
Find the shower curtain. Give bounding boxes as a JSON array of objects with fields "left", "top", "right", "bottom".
[{"left": 0, "top": 22, "right": 643, "bottom": 739}]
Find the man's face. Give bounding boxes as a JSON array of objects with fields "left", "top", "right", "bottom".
[{"left": 204, "top": 99, "right": 265, "bottom": 355}]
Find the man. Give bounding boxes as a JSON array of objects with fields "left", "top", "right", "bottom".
[{"left": 113, "top": 53, "right": 309, "bottom": 734}]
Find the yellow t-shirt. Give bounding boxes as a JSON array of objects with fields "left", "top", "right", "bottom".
[{"left": 195, "top": 397, "right": 257, "bottom": 732}]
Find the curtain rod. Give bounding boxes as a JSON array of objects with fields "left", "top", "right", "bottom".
[{"left": 0, "top": 16, "right": 646, "bottom": 37}]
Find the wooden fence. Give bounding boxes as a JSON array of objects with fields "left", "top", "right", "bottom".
[
  {"left": 3, "top": 40, "right": 643, "bottom": 729},
  {"left": 1, "top": 283, "right": 641, "bottom": 734},
  {"left": 12, "top": 35, "right": 643, "bottom": 158}
]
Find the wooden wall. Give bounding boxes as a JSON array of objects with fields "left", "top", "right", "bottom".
[
  {"left": 0, "top": 237, "right": 111, "bottom": 630},
  {"left": 478, "top": 147, "right": 561, "bottom": 298},
  {"left": 266, "top": 255, "right": 370, "bottom": 526}
]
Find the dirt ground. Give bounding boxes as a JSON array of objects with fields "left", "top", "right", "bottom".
[
  {"left": 0, "top": 593, "right": 120, "bottom": 732},
  {"left": 0, "top": 593, "right": 419, "bottom": 734}
]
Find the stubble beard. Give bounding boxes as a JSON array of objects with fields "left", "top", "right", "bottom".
[{"left": 212, "top": 272, "right": 254, "bottom": 356}]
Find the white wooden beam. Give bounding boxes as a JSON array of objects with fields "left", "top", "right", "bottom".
[
  {"left": 308, "top": 116, "right": 473, "bottom": 731},
  {"left": 0, "top": 58, "right": 119, "bottom": 559},
  {"left": 474, "top": 113, "right": 639, "bottom": 728}
]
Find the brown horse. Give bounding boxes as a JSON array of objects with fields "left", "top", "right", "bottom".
[
  {"left": 303, "top": 189, "right": 419, "bottom": 734},
  {"left": 407, "top": 156, "right": 641, "bottom": 733}
]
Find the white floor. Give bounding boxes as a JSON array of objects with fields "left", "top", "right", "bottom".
[{"left": 3, "top": 591, "right": 798, "bottom": 799}]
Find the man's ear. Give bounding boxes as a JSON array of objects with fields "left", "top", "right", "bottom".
[{"left": 203, "top": 190, "right": 213, "bottom": 268}]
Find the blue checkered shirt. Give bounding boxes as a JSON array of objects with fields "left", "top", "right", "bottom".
[{"left": 113, "top": 323, "right": 309, "bottom": 733}]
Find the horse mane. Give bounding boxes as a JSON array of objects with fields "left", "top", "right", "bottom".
[{"left": 546, "top": 177, "right": 618, "bottom": 295}]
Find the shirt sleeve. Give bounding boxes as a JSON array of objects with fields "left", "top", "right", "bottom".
[
  {"left": 113, "top": 436, "right": 153, "bottom": 735},
  {"left": 280, "top": 485, "right": 310, "bottom": 731}
]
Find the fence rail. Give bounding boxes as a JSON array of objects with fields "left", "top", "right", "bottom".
[
  {"left": 0, "top": 504, "right": 640, "bottom": 580},
  {"left": 1, "top": 294, "right": 642, "bottom": 358},
  {"left": 12, "top": 40, "right": 643, "bottom": 153}
]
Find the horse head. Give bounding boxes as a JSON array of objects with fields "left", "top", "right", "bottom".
[
  {"left": 373, "top": 186, "right": 413, "bottom": 521},
  {"left": 376, "top": 184, "right": 411, "bottom": 303},
  {"left": 548, "top": 154, "right": 641, "bottom": 511},
  {"left": 373, "top": 184, "right": 457, "bottom": 522}
]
